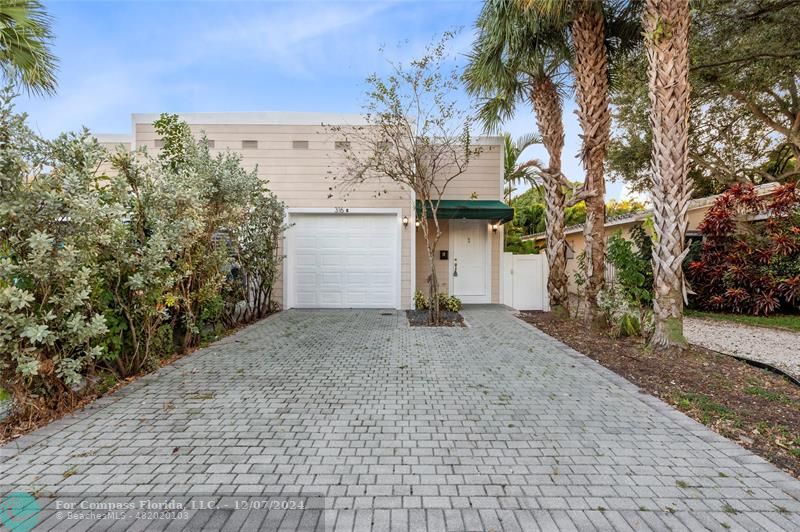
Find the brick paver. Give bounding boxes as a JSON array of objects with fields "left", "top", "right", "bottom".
[{"left": 1, "top": 306, "right": 800, "bottom": 531}]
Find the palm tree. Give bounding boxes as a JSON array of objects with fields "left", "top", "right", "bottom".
[
  {"left": 465, "top": 0, "right": 573, "bottom": 313},
  {"left": 643, "top": 0, "right": 692, "bottom": 348},
  {"left": 519, "top": 0, "right": 620, "bottom": 324},
  {"left": 0, "top": 0, "right": 57, "bottom": 95},
  {"left": 502, "top": 132, "right": 541, "bottom": 201}
]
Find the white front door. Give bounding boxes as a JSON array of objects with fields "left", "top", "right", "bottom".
[{"left": 450, "top": 219, "right": 489, "bottom": 303}]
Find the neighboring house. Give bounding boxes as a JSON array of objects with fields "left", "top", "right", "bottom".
[
  {"left": 96, "top": 112, "right": 511, "bottom": 310},
  {"left": 521, "top": 182, "right": 781, "bottom": 293}
]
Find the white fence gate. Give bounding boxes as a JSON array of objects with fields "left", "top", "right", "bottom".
[{"left": 501, "top": 252, "right": 549, "bottom": 311}]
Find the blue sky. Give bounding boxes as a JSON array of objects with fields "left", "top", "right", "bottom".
[{"left": 19, "top": 0, "right": 635, "bottom": 200}]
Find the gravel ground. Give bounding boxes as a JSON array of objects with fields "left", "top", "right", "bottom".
[{"left": 685, "top": 317, "right": 800, "bottom": 380}]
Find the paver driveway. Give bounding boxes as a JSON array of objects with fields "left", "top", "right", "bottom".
[{"left": 2, "top": 307, "right": 800, "bottom": 531}]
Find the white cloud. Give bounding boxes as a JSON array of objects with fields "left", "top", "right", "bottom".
[{"left": 200, "top": 2, "right": 397, "bottom": 77}]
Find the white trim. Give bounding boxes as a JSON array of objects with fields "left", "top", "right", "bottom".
[
  {"left": 132, "top": 111, "right": 370, "bottom": 126},
  {"left": 287, "top": 207, "right": 401, "bottom": 215},
  {"left": 94, "top": 133, "right": 131, "bottom": 144},
  {"left": 131, "top": 114, "right": 137, "bottom": 150},
  {"left": 410, "top": 192, "right": 416, "bottom": 309},
  {"left": 284, "top": 207, "right": 403, "bottom": 310},
  {"left": 499, "top": 228, "right": 505, "bottom": 305},
  {"left": 448, "top": 219, "right": 491, "bottom": 304}
]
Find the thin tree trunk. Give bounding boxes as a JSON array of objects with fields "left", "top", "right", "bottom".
[
  {"left": 572, "top": 6, "right": 612, "bottom": 326},
  {"left": 644, "top": 0, "right": 692, "bottom": 349},
  {"left": 530, "top": 78, "right": 569, "bottom": 314}
]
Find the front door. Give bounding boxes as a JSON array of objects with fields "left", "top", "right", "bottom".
[{"left": 451, "top": 219, "right": 489, "bottom": 303}]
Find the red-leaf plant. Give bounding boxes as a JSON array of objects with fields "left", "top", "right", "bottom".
[{"left": 687, "top": 183, "right": 800, "bottom": 316}]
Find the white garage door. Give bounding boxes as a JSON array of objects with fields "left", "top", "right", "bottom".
[{"left": 289, "top": 213, "right": 399, "bottom": 308}]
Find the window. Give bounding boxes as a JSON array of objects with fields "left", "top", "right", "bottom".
[
  {"left": 205, "top": 139, "right": 215, "bottom": 149},
  {"left": 335, "top": 141, "right": 350, "bottom": 151},
  {"left": 242, "top": 140, "right": 258, "bottom": 149},
  {"left": 292, "top": 140, "right": 309, "bottom": 149},
  {"left": 154, "top": 139, "right": 164, "bottom": 148}
]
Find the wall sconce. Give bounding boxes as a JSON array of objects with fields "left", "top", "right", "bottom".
[
  {"left": 492, "top": 223, "right": 499, "bottom": 233},
  {"left": 402, "top": 216, "right": 409, "bottom": 227},
  {"left": 415, "top": 219, "right": 420, "bottom": 228}
]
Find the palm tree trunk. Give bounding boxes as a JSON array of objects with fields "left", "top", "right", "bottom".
[
  {"left": 644, "top": 0, "right": 692, "bottom": 349},
  {"left": 572, "top": 6, "right": 612, "bottom": 325},
  {"left": 530, "top": 77, "right": 568, "bottom": 314}
]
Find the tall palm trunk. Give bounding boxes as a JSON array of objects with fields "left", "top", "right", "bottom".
[
  {"left": 644, "top": 0, "right": 692, "bottom": 348},
  {"left": 571, "top": 6, "right": 612, "bottom": 325},
  {"left": 530, "top": 77, "right": 568, "bottom": 313}
]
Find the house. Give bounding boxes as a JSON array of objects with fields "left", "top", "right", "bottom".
[
  {"left": 521, "top": 182, "right": 782, "bottom": 293},
  {"left": 96, "top": 112, "right": 512, "bottom": 310}
]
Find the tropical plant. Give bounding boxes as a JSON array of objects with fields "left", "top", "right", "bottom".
[
  {"left": 501, "top": 132, "right": 541, "bottom": 201},
  {"left": 687, "top": 183, "right": 800, "bottom": 316},
  {"left": 598, "top": 229, "right": 655, "bottom": 338},
  {"left": 598, "top": 284, "right": 650, "bottom": 337},
  {"left": 328, "top": 33, "right": 479, "bottom": 324},
  {"left": 606, "top": 230, "right": 653, "bottom": 307},
  {"left": 0, "top": 0, "right": 57, "bottom": 95},
  {"left": 520, "top": 0, "right": 641, "bottom": 324},
  {"left": 642, "top": 0, "right": 692, "bottom": 348},
  {"left": 465, "top": 0, "right": 573, "bottom": 314}
]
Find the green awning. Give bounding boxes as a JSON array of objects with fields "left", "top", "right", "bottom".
[{"left": 416, "top": 200, "right": 514, "bottom": 223}]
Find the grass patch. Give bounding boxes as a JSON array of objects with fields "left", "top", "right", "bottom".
[
  {"left": 0, "top": 388, "right": 9, "bottom": 402},
  {"left": 676, "top": 392, "right": 735, "bottom": 425},
  {"left": 186, "top": 392, "right": 215, "bottom": 400},
  {"left": 745, "top": 385, "right": 791, "bottom": 404},
  {"left": 721, "top": 502, "right": 738, "bottom": 515},
  {"left": 686, "top": 310, "right": 800, "bottom": 332}
]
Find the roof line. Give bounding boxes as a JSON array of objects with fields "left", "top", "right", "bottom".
[{"left": 522, "top": 181, "right": 782, "bottom": 241}]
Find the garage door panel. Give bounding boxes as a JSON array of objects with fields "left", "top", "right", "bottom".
[{"left": 290, "top": 213, "right": 399, "bottom": 308}]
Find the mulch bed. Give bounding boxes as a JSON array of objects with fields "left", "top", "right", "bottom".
[
  {"left": 406, "top": 310, "right": 465, "bottom": 327},
  {"left": 519, "top": 311, "right": 800, "bottom": 479}
]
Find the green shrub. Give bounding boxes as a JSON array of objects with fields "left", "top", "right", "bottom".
[
  {"left": 597, "top": 284, "right": 652, "bottom": 338},
  {"left": 414, "top": 290, "right": 429, "bottom": 310},
  {"left": 437, "top": 293, "right": 463, "bottom": 312},
  {"left": 0, "top": 94, "right": 286, "bottom": 415},
  {"left": 414, "top": 291, "right": 462, "bottom": 312},
  {"left": 606, "top": 230, "right": 653, "bottom": 307}
]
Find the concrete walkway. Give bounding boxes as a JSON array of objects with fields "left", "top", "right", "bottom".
[{"left": 1, "top": 307, "right": 800, "bottom": 531}]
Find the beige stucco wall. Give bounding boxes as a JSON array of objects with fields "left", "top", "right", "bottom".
[
  {"left": 546, "top": 203, "right": 714, "bottom": 294},
  {"left": 126, "top": 118, "right": 503, "bottom": 309},
  {"left": 439, "top": 143, "right": 503, "bottom": 200},
  {"left": 415, "top": 219, "right": 450, "bottom": 295}
]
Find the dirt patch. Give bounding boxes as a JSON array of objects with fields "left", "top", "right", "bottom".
[
  {"left": 406, "top": 310, "right": 465, "bottom": 327},
  {"left": 519, "top": 311, "right": 800, "bottom": 478}
]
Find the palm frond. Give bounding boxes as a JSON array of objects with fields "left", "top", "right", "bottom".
[
  {"left": 514, "top": 132, "right": 542, "bottom": 153},
  {"left": 0, "top": 0, "right": 58, "bottom": 96}
]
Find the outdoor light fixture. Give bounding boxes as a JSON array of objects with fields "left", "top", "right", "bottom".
[
  {"left": 402, "top": 216, "right": 409, "bottom": 227},
  {"left": 415, "top": 220, "right": 420, "bottom": 228},
  {"left": 492, "top": 223, "right": 499, "bottom": 233}
]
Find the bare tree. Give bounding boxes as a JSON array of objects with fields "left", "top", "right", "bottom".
[{"left": 328, "top": 34, "right": 481, "bottom": 323}]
